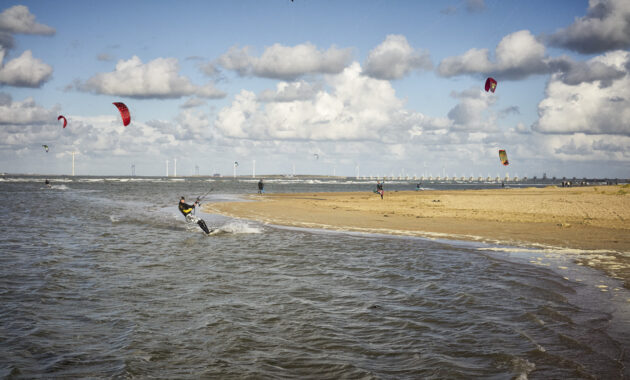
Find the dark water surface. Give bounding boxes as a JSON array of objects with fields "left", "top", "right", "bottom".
[{"left": 1, "top": 176, "right": 629, "bottom": 379}]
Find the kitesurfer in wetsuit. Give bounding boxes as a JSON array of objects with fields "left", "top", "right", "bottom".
[
  {"left": 179, "top": 196, "right": 211, "bottom": 234},
  {"left": 258, "top": 179, "right": 264, "bottom": 194}
]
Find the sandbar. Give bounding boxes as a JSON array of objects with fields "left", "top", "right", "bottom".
[{"left": 204, "top": 186, "right": 630, "bottom": 286}]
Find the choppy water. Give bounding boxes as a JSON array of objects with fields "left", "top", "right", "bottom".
[{"left": 1, "top": 176, "right": 629, "bottom": 379}]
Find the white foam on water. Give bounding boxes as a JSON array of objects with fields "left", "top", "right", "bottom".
[
  {"left": 477, "top": 246, "right": 621, "bottom": 256},
  {"left": 50, "top": 184, "right": 70, "bottom": 190},
  {"left": 216, "top": 221, "right": 263, "bottom": 234},
  {"left": 512, "top": 357, "right": 536, "bottom": 380}
]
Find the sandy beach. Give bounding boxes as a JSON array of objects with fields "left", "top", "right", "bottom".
[{"left": 204, "top": 185, "right": 630, "bottom": 286}]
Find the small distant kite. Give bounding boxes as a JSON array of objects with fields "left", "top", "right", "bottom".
[
  {"left": 313, "top": 153, "right": 319, "bottom": 160},
  {"left": 42, "top": 145, "right": 49, "bottom": 153},
  {"left": 57, "top": 115, "right": 67, "bottom": 128},
  {"left": 485, "top": 77, "right": 497, "bottom": 93},
  {"left": 234, "top": 161, "right": 239, "bottom": 167},
  {"left": 499, "top": 149, "right": 509, "bottom": 166},
  {"left": 112, "top": 102, "right": 131, "bottom": 126}
]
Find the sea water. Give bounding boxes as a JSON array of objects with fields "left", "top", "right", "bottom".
[{"left": 1, "top": 176, "right": 629, "bottom": 379}]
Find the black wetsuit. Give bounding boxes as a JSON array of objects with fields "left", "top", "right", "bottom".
[
  {"left": 179, "top": 201, "right": 211, "bottom": 234},
  {"left": 179, "top": 201, "right": 196, "bottom": 217}
]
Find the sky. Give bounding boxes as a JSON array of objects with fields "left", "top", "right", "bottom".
[{"left": 1, "top": 0, "right": 629, "bottom": 178}]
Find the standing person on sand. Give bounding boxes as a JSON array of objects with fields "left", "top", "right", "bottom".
[
  {"left": 258, "top": 179, "right": 264, "bottom": 194},
  {"left": 376, "top": 180, "right": 384, "bottom": 199}
]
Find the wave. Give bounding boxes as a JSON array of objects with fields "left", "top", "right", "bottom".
[
  {"left": 214, "top": 221, "right": 263, "bottom": 235},
  {"left": 49, "top": 184, "right": 70, "bottom": 190}
]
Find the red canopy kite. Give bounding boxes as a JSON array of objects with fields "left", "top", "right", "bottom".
[
  {"left": 485, "top": 77, "right": 497, "bottom": 93},
  {"left": 499, "top": 149, "right": 509, "bottom": 166},
  {"left": 113, "top": 102, "right": 131, "bottom": 126},
  {"left": 57, "top": 115, "right": 67, "bottom": 128}
]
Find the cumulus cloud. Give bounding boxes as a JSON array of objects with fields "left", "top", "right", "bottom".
[
  {"left": 363, "top": 34, "right": 432, "bottom": 80},
  {"left": 548, "top": 0, "right": 630, "bottom": 54},
  {"left": 215, "top": 62, "right": 427, "bottom": 142},
  {"left": 0, "top": 94, "right": 57, "bottom": 124},
  {"left": 499, "top": 106, "right": 520, "bottom": 118},
  {"left": 533, "top": 50, "right": 630, "bottom": 136},
  {"left": 198, "top": 61, "right": 221, "bottom": 77},
  {"left": 546, "top": 133, "right": 630, "bottom": 161},
  {"left": 257, "top": 80, "right": 322, "bottom": 102},
  {"left": 446, "top": 88, "right": 497, "bottom": 131},
  {"left": 76, "top": 56, "right": 226, "bottom": 99},
  {"left": 0, "top": 5, "right": 55, "bottom": 36},
  {"left": 438, "top": 27, "right": 628, "bottom": 86},
  {"left": 180, "top": 97, "right": 206, "bottom": 109},
  {"left": 0, "top": 6, "right": 54, "bottom": 88},
  {"left": 0, "top": 50, "right": 53, "bottom": 87},
  {"left": 438, "top": 30, "right": 554, "bottom": 79},
  {"left": 217, "top": 42, "right": 353, "bottom": 80},
  {"left": 553, "top": 53, "right": 626, "bottom": 87}
]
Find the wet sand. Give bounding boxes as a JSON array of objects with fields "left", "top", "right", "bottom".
[{"left": 204, "top": 185, "right": 630, "bottom": 286}]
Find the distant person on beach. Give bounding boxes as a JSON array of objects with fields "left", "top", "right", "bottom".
[
  {"left": 376, "top": 181, "right": 384, "bottom": 199},
  {"left": 416, "top": 183, "right": 421, "bottom": 191},
  {"left": 258, "top": 179, "right": 264, "bottom": 194}
]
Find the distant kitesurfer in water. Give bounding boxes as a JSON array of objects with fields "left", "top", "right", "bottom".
[
  {"left": 179, "top": 196, "right": 212, "bottom": 234},
  {"left": 45, "top": 179, "right": 51, "bottom": 188}
]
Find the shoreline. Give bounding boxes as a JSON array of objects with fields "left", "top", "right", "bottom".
[{"left": 204, "top": 186, "right": 630, "bottom": 286}]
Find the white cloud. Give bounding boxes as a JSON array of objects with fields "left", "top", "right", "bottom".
[
  {"left": 215, "top": 62, "right": 426, "bottom": 142},
  {"left": 545, "top": 133, "right": 630, "bottom": 161},
  {"left": 446, "top": 88, "right": 497, "bottom": 131},
  {"left": 0, "top": 6, "right": 54, "bottom": 88},
  {"left": 196, "top": 82, "right": 227, "bottom": 99},
  {"left": 533, "top": 50, "right": 630, "bottom": 136},
  {"left": 438, "top": 30, "right": 552, "bottom": 79},
  {"left": 363, "top": 34, "right": 432, "bottom": 80},
  {"left": 257, "top": 80, "right": 321, "bottom": 102},
  {"left": 0, "top": 5, "right": 55, "bottom": 35},
  {"left": 172, "top": 108, "right": 213, "bottom": 140},
  {"left": 217, "top": 42, "right": 353, "bottom": 80},
  {"left": 548, "top": 0, "right": 630, "bottom": 54},
  {"left": 0, "top": 94, "right": 57, "bottom": 124},
  {"left": 180, "top": 97, "right": 206, "bottom": 109},
  {"left": 77, "top": 56, "right": 226, "bottom": 99},
  {"left": 198, "top": 61, "right": 221, "bottom": 77},
  {"left": 553, "top": 52, "right": 626, "bottom": 87},
  {"left": 0, "top": 49, "right": 53, "bottom": 87}
]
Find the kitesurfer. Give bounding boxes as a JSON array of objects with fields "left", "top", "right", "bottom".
[
  {"left": 45, "top": 179, "right": 51, "bottom": 188},
  {"left": 179, "top": 196, "right": 211, "bottom": 234},
  {"left": 258, "top": 179, "right": 264, "bottom": 194},
  {"left": 376, "top": 181, "right": 384, "bottom": 200}
]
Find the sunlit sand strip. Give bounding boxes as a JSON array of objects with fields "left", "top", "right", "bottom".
[{"left": 204, "top": 187, "right": 630, "bottom": 287}]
